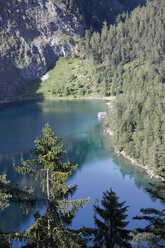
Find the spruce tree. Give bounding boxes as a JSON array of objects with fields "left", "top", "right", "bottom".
[
  {"left": 93, "top": 188, "right": 131, "bottom": 248},
  {"left": 133, "top": 177, "right": 165, "bottom": 248},
  {"left": 0, "top": 174, "right": 11, "bottom": 211},
  {"left": 0, "top": 174, "right": 12, "bottom": 247},
  {"left": 133, "top": 208, "right": 165, "bottom": 248},
  {"left": 14, "top": 123, "right": 89, "bottom": 247},
  {"left": 0, "top": 174, "right": 35, "bottom": 247}
]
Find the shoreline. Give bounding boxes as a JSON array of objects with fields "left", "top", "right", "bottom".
[
  {"left": 0, "top": 95, "right": 115, "bottom": 104},
  {"left": 1, "top": 95, "right": 163, "bottom": 181},
  {"left": 104, "top": 128, "right": 164, "bottom": 181}
]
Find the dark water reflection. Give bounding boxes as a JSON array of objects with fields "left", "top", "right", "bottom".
[{"left": 0, "top": 100, "right": 163, "bottom": 236}]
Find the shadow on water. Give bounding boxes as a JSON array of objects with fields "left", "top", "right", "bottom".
[
  {"left": 0, "top": 57, "right": 45, "bottom": 102},
  {"left": 0, "top": 100, "right": 164, "bottom": 235},
  {"left": 0, "top": 98, "right": 42, "bottom": 112},
  {"left": 15, "top": 77, "right": 44, "bottom": 102}
]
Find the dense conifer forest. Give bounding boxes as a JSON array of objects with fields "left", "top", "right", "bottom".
[{"left": 79, "top": 0, "right": 165, "bottom": 175}]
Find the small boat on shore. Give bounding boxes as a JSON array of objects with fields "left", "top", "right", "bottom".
[{"left": 98, "top": 112, "right": 107, "bottom": 119}]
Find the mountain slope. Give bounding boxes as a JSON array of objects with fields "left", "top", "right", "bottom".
[
  {"left": 0, "top": 0, "right": 84, "bottom": 100},
  {"left": 0, "top": 0, "right": 147, "bottom": 101},
  {"left": 39, "top": 0, "right": 164, "bottom": 174}
]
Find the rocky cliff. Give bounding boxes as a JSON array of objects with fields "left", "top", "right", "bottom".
[
  {"left": 0, "top": 0, "right": 146, "bottom": 101},
  {"left": 0, "top": 0, "right": 84, "bottom": 100}
]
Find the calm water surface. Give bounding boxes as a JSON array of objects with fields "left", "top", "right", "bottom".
[{"left": 0, "top": 100, "right": 164, "bottom": 246}]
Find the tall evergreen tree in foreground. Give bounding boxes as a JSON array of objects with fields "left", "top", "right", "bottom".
[
  {"left": 93, "top": 189, "right": 131, "bottom": 248},
  {"left": 14, "top": 124, "right": 89, "bottom": 247}
]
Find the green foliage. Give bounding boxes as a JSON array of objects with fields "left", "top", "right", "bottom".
[
  {"left": 132, "top": 174, "right": 165, "bottom": 248},
  {"left": 84, "top": 0, "right": 165, "bottom": 173},
  {"left": 14, "top": 124, "right": 89, "bottom": 247},
  {"left": 0, "top": 172, "right": 34, "bottom": 211},
  {"left": 93, "top": 189, "right": 131, "bottom": 248},
  {"left": 146, "top": 182, "right": 165, "bottom": 203},
  {"left": 0, "top": 232, "right": 12, "bottom": 248},
  {"left": 0, "top": 173, "right": 36, "bottom": 247},
  {"left": 16, "top": 0, "right": 165, "bottom": 172},
  {"left": 0, "top": 174, "right": 11, "bottom": 211},
  {"left": 19, "top": 57, "right": 103, "bottom": 98},
  {"left": 133, "top": 208, "right": 165, "bottom": 248}
]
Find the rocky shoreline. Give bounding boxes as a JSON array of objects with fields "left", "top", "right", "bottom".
[{"left": 104, "top": 128, "right": 164, "bottom": 181}]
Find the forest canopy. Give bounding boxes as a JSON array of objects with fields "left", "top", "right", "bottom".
[{"left": 78, "top": 0, "right": 165, "bottom": 175}]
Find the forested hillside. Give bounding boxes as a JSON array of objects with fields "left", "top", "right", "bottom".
[{"left": 79, "top": 0, "right": 165, "bottom": 175}]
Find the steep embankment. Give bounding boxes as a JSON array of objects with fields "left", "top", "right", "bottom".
[{"left": 0, "top": 0, "right": 84, "bottom": 100}]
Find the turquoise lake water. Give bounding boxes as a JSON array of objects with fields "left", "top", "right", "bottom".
[{"left": 0, "top": 100, "right": 164, "bottom": 246}]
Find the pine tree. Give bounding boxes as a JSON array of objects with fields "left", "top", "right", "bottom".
[
  {"left": 0, "top": 174, "right": 11, "bottom": 211},
  {"left": 133, "top": 177, "right": 165, "bottom": 248},
  {"left": 0, "top": 174, "right": 12, "bottom": 248},
  {"left": 93, "top": 189, "right": 131, "bottom": 248},
  {"left": 0, "top": 174, "right": 35, "bottom": 247},
  {"left": 133, "top": 208, "right": 165, "bottom": 248},
  {"left": 14, "top": 124, "right": 89, "bottom": 247}
]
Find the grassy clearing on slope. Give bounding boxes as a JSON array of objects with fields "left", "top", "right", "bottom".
[{"left": 17, "top": 57, "right": 100, "bottom": 99}]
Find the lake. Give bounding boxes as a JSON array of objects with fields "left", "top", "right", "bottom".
[{"left": 0, "top": 100, "right": 163, "bottom": 246}]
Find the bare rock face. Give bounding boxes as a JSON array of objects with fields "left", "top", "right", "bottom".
[{"left": 0, "top": 0, "right": 85, "bottom": 100}]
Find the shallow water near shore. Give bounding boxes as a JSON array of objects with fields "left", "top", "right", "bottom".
[{"left": 0, "top": 100, "right": 164, "bottom": 246}]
